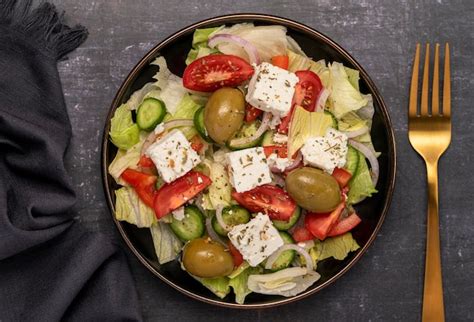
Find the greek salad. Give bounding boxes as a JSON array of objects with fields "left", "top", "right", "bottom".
[{"left": 108, "top": 23, "right": 379, "bottom": 303}]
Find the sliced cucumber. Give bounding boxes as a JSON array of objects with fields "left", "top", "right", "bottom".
[
  {"left": 344, "top": 146, "right": 360, "bottom": 175},
  {"left": 136, "top": 98, "right": 166, "bottom": 131},
  {"left": 266, "top": 232, "right": 295, "bottom": 272},
  {"left": 193, "top": 107, "right": 213, "bottom": 143},
  {"left": 212, "top": 205, "right": 251, "bottom": 237},
  {"left": 227, "top": 121, "right": 264, "bottom": 150},
  {"left": 272, "top": 206, "right": 301, "bottom": 231},
  {"left": 324, "top": 110, "right": 338, "bottom": 129},
  {"left": 170, "top": 205, "right": 205, "bottom": 242},
  {"left": 261, "top": 130, "right": 275, "bottom": 146}
]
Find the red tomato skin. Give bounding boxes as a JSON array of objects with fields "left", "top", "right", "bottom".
[
  {"left": 305, "top": 202, "right": 345, "bottom": 240},
  {"left": 278, "top": 70, "right": 323, "bottom": 134},
  {"left": 292, "top": 226, "right": 314, "bottom": 243},
  {"left": 231, "top": 185, "right": 297, "bottom": 221},
  {"left": 182, "top": 54, "right": 254, "bottom": 92},
  {"left": 245, "top": 104, "right": 263, "bottom": 123},
  {"left": 121, "top": 169, "right": 157, "bottom": 208},
  {"left": 227, "top": 241, "right": 244, "bottom": 267},
  {"left": 271, "top": 55, "right": 289, "bottom": 70},
  {"left": 328, "top": 213, "right": 362, "bottom": 237},
  {"left": 153, "top": 171, "right": 211, "bottom": 219},
  {"left": 332, "top": 168, "right": 352, "bottom": 188},
  {"left": 138, "top": 155, "right": 155, "bottom": 168},
  {"left": 263, "top": 145, "right": 288, "bottom": 158},
  {"left": 190, "top": 135, "right": 204, "bottom": 152}
]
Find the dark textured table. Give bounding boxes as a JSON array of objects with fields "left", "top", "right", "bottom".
[{"left": 53, "top": 0, "right": 473, "bottom": 320}]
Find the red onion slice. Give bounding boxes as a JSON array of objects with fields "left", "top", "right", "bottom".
[
  {"left": 315, "top": 88, "right": 330, "bottom": 112},
  {"left": 265, "top": 244, "right": 314, "bottom": 271},
  {"left": 228, "top": 112, "right": 271, "bottom": 147},
  {"left": 343, "top": 127, "right": 369, "bottom": 139},
  {"left": 348, "top": 139, "right": 379, "bottom": 186},
  {"left": 208, "top": 34, "right": 261, "bottom": 65},
  {"left": 163, "top": 119, "right": 194, "bottom": 130},
  {"left": 205, "top": 217, "right": 226, "bottom": 246},
  {"left": 215, "top": 204, "right": 231, "bottom": 232}
]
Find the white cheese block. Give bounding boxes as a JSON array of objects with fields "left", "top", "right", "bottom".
[
  {"left": 300, "top": 128, "right": 348, "bottom": 174},
  {"left": 246, "top": 62, "right": 298, "bottom": 117},
  {"left": 228, "top": 213, "right": 284, "bottom": 267},
  {"left": 226, "top": 147, "right": 272, "bottom": 193},
  {"left": 146, "top": 129, "right": 200, "bottom": 183}
]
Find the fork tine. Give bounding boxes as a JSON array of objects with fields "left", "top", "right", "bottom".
[
  {"left": 420, "top": 43, "right": 430, "bottom": 116},
  {"left": 443, "top": 43, "right": 451, "bottom": 117},
  {"left": 432, "top": 44, "right": 440, "bottom": 116},
  {"left": 409, "top": 44, "right": 420, "bottom": 118}
]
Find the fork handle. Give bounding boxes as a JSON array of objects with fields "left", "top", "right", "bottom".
[{"left": 422, "top": 161, "right": 445, "bottom": 322}]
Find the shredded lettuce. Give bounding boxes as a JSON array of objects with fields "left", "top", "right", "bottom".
[
  {"left": 185, "top": 27, "right": 222, "bottom": 65},
  {"left": 211, "top": 23, "right": 288, "bottom": 63},
  {"left": 344, "top": 66, "right": 360, "bottom": 91},
  {"left": 200, "top": 157, "right": 233, "bottom": 210},
  {"left": 109, "top": 104, "right": 140, "bottom": 150},
  {"left": 150, "top": 222, "right": 183, "bottom": 264},
  {"left": 288, "top": 106, "right": 333, "bottom": 157},
  {"left": 163, "top": 93, "right": 201, "bottom": 139},
  {"left": 115, "top": 187, "right": 156, "bottom": 227},
  {"left": 287, "top": 50, "right": 328, "bottom": 80},
  {"left": 193, "top": 276, "right": 230, "bottom": 299},
  {"left": 347, "top": 152, "right": 377, "bottom": 204},
  {"left": 125, "top": 83, "right": 161, "bottom": 111},
  {"left": 229, "top": 266, "right": 261, "bottom": 304},
  {"left": 327, "top": 62, "right": 369, "bottom": 118},
  {"left": 108, "top": 133, "right": 145, "bottom": 184},
  {"left": 151, "top": 57, "right": 187, "bottom": 115},
  {"left": 310, "top": 232, "right": 360, "bottom": 264}
]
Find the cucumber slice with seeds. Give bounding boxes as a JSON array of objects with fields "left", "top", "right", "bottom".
[
  {"left": 170, "top": 205, "right": 205, "bottom": 242},
  {"left": 136, "top": 98, "right": 166, "bottom": 131},
  {"left": 272, "top": 206, "right": 301, "bottom": 231},
  {"left": 212, "top": 205, "right": 251, "bottom": 237}
]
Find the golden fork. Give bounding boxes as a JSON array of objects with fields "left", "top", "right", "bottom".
[{"left": 408, "top": 43, "right": 451, "bottom": 322}]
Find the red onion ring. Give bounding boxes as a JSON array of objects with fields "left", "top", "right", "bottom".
[
  {"left": 228, "top": 112, "right": 271, "bottom": 147},
  {"left": 315, "top": 88, "right": 330, "bottom": 112},
  {"left": 348, "top": 139, "right": 379, "bottom": 186},
  {"left": 141, "top": 131, "right": 158, "bottom": 156},
  {"left": 215, "top": 204, "right": 231, "bottom": 232},
  {"left": 163, "top": 119, "right": 194, "bottom": 130},
  {"left": 343, "top": 127, "right": 369, "bottom": 139},
  {"left": 265, "top": 244, "right": 314, "bottom": 271},
  {"left": 208, "top": 34, "right": 261, "bottom": 65},
  {"left": 205, "top": 217, "right": 226, "bottom": 246}
]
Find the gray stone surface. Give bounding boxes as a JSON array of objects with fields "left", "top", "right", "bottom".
[{"left": 52, "top": 0, "right": 473, "bottom": 320}]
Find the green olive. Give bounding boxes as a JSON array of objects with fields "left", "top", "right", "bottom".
[
  {"left": 182, "top": 237, "right": 234, "bottom": 278},
  {"left": 285, "top": 167, "right": 341, "bottom": 213},
  {"left": 204, "top": 87, "right": 245, "bottom": 144}
]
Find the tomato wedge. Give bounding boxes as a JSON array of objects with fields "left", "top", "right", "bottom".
[
  {"left": 292, "top": 226, "right": 314, "bottom": 243},
  {"left": 305, "top": 202, "right": 345, "bottom": 240},
  {"left": 332, "top": 168, "right": 352, "bottom": 188},
  {"left": 328, "top": 212, "right": 362, "bottom": 237},
  {"left": 271, "top": 55, "right": 289, "bottom": 70},
  {"left": 190, "top": 135, "right": 204, "bottom": 153},
  {"left": 231, "top": 185, "right": 297, "bottom": 221},
  {"left": 228, "top": 241, "right": 244, "bottom": 267},
  {"left": 263, "top": 145, "right": 288, "bottom": 158},
  {"left": 245, "top": 103, "right": 263, "bottom": 123},
  {"left": 138, "top": 155, "right": 154, "bottom": 168},
  {"left": 153, "top": 171, "right": 211, "bottom": 219},
  {"left": 182, "top": 54, "right": 254, "bottom": 92},
  {"left": 278, "top": 70, "right": 323, "bottom": 134},
  {"left": 121, "top": 169, "right": 157, "bottom": 208}
]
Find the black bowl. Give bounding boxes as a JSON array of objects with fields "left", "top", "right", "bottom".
[{"left": 101, "top": 14, "right": 396, "bottom": 308}]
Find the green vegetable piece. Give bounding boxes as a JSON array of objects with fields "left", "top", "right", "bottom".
[
  {"left": 227, "top": 121, "right": 264, "bottom": 150},
  {"left": 109, "top": 103, "right": 140, "bottom": 150},
  {"left": 212, "top": 205, "right": 251, "bottom": 237},
  {"left": 347, "top": 151, "right": 377, "bottom": 205},
  {"left": 170, "top": 205, "right": 205, "bottom": 241},
  {"left": 344, "top": 146, "right": 360, "bottom": 175},
  {"left": 261, "top": 130, "right": 275, "bottom": 146},
  {"left": 272, "top": 206, "right": 301, "bottom": 231},
  {"left": 194, "top": 107, "right": 213, "bottom": 143},
  {"left": 136, "top": 98, "right": 166, "bottom": 131},
  {"left": 265, "top": 232, "right": 295, "bottom": 272}
]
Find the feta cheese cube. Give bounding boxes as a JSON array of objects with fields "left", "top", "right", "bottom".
[
  {"left": 273, "top": 133, "right": 288, "bottom": 144},
  {"left": 267, "top": 153, "right": 292, "bottom": 172},
  {"left": 246, "top": 62, "right": 299, "bottom": 117},
  {"left": 300, "top": 128, "right": 348, "bottom": 174},
  {"left": 146, "top": 129, "right": 201, "bottom": 183},
  {"left": 227, "top": 147, "right": 272, "bottom": 193},
  {"left": 228, "top": 213, "right": 284, "bottom": 267}
]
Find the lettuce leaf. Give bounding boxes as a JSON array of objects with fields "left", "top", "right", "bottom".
[
  {"left": 347, "top": 152, "right": 377, "bottom": 204},
  {"left": 185, "top": 27, "right": 222, "bottom": 65},
  {"left": 211, "top": 23, "right": 288, "bottom": 63},
  {"left": 288, "top": 106, "right": 333, "bottom": 157},
  {"left": 151, "top": 56, "right": 187, "bottom": 115},
  {"left": 125, "top": 82, "right": 161, "bottom": 111},
  {"left": 344, "top": 66, "right": 360, "bottom": 91},
  {"left": 150, "top": 222, "right": 183, "bottom": 265},
  {"left": 199, "top": 155, "right": 233, "bottom": 210},
  {"left": 229, "top": 266, "right": 261, "bottom": 304},
  {"left": 310, "top": 233, "right": 360, "bottom": 265},
  {"left": 115, "top": 187, "right": 156, "bottom": 227},
  {"left": 109, "top": 103, "right": 140, "bottom": 150},
  {"left": 287, "top": 50, "right": 327, "bottom": 77},
  {"left": 163, "top": 93, "right": 201, "bottom": 139},
  {"left": 193, "top": 276, "right": 230, "bottom": 299},
  {"left": 108, "top": 133, "right": 145, "bottom": 184},
  {"left": 327, "top": 62, "right": 368, "bottom": 118}
]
